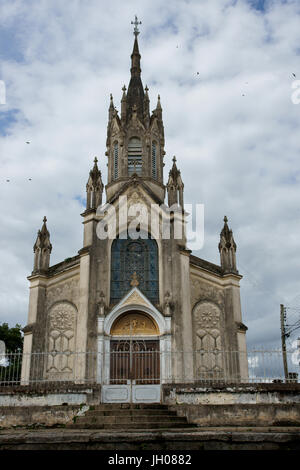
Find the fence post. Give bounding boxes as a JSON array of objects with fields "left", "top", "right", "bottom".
[{"left": 280, "top": 304, "right": 289, "bottom": 381}]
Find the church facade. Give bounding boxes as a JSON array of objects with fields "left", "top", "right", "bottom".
[{"left": 21, "top": 23, "right": 248, "bottom": 402}]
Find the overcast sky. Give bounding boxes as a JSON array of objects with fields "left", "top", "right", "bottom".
[{"left": 0, "top": 0, "right": 300, "bottom": 350}]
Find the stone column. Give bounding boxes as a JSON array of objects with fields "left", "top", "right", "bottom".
[
  {"left": 21, "top": 276, "right": 47, "bottom": 385},
  {"left": 97, "top": 315, "right": 105, "bottom": 384},
  {"left": 179, "top": 250, "right": 194, "bottom": 382},
  {"left": 224, "top": 275, "right": 249, "bottom": 382},
  {"left": 74, "top": 250, "right": 90, "bottom": 383}
]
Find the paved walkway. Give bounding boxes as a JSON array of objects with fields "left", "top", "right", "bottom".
[{"left": 1, "top": 427, "right": 300, "bottom": 450}]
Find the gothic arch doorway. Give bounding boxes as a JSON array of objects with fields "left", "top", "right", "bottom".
[
  {"left": 110, "top": 311, "right": 160, "bottom": 386},
  {"left": 102, "top": 311, "right": 162, "bottom": 403}
]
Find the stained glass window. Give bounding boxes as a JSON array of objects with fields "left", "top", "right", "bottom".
[{"left": 110, "top": 232, "right": 159, "bottom": 303}]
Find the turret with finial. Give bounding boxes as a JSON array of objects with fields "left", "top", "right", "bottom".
[
  {"left": 86, "top": 157, "right": 104, "bottom": 210},
  {"left": 167, "top": 156, "right": 184, "bottom": 207},
  {"left": 219, "top": 216, "right": 238, "bottom": 274},
  {"left": 109, "top": 93, "right": 115, "bottom": 122},
  {"left": 121, "top": 85, "right": 127, "bottom": 121},
  {"left": 33, "top": 216, "right": 52, "bottom": 274}
]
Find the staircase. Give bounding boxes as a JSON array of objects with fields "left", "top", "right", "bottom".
[{"left": 69, "top": 404, "right": 194, "bottom": 430}]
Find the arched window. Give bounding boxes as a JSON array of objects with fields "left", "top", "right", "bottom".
[
  {"left": 151, "top": 141, "right": 157, "bottom": 179},
  {"left": 128, "top": 137, "right": 142, "bottom": 176},
  {"left": 113, "top": 142, "right": 118, "bottom": 179},
  {"left": 110, "top": 231, "right": 159, "bottom": 303}
]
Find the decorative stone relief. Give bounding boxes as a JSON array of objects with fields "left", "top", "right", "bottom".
[
  {"left": 46, "top": 302, "right": 77, "bottom": 380},
  {"left": 191, "top": 278, "right": 224, "bottom": 309},
  {"left": 122, "top": 291, "right": 149, "bottom": 308},
  {"left": 46, "top": 278, "right": 79, "bottom": 309},
  {"left": 97, "top": 291, "right": 106, "bottom": 317},
  {"left": 164, "top": 291, "right": 173, "bottom": 316},
  {"left": 192, "top": 301, "right": 224, "bottom": 379},
  {"left": 111, "top": 312, "right": 159, "bottom": 336}
]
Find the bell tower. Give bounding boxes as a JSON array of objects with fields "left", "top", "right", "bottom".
[{"left": 105, "top": 16, "right": 166, "bottom": 203}]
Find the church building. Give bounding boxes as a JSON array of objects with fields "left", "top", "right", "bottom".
[{"left": 21, "top": 19, "right": 248, "bottom": 403}]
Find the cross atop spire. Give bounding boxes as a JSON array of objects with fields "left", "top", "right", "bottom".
[{"left": 131, "top": 15, "right": 142, "bottom": 37}]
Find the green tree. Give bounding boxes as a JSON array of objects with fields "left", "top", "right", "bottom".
[
  {"left": 0, "top": 323, "right": 23, "bottom": 352},
  {"left": 0, "top": 323, "right": 24, "bottom": 384}
]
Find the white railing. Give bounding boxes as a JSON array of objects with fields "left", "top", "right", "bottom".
[{"left": 0, "top": 349, "right": 299, "bottom": 386}]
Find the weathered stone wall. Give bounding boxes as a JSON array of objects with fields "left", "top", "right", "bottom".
[
  {"left": 163, "top": 383, "right": 300, "bottom": 405},
  {"left": 0, "top": 385, "right": 101, "bottom": 408},
  {"left": 0, "top": 405, "right": 88, "bottom": 429},
  {"left": 0, "top": 385, "right": 102, "bottom": 429},
  {"left": 164, "top": 383, "right": 300, "bottom": 427},
  {"left": 169, "top": 404, "right": 300, "bottom": 427}
]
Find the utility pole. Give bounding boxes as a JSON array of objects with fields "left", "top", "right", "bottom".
[{"left": 280, "top": 304, "right": 289, "bottom": 381}]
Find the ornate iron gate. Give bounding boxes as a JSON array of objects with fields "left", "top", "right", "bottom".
[{"left": 102, "top": 339, "right": 161, "bottom": 403}]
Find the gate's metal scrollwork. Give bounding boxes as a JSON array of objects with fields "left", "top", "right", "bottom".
[{"left": 110, "top": 339, "right": 160, "bottom": 385}]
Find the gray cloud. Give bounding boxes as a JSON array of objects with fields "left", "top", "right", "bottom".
[{"left": 0, "top": 0, "right": 300, "bottom": 350}]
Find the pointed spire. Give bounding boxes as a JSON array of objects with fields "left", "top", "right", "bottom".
[
  {"left": 220, "top": 216, "right": 235, "bottom": 244},
  {"left": 86, "top": 157, "right": 103, "bottom": 210},
  {"left": 219, "top": 216, "right": 238, "bottom": 274},
  {"left": 169, "top": 156, "right": 180, "bottom": 181},
  {"left": 156, "top": 94, "right": 162, "bottom": 109},
  {"left": 109, "top": 93, "right": 115, "bottom": 121},
  {"left": 90, "top": 157, "right": 101, "bottom": 183},
  {"left": 167, "top": 156, "right": 184, "bottom": 207},
  {"left": 121, "top": 85, "right": 127, "bottom": 121},
  {"left": 126, "top": 19, "right": 145, "bottom": 123},
  {"left": 130, "top": 36, "right": 141, "bottom": 78},
  {"left": 153, "top": 94, "right": 162, "bottom": 121},
  {"left": 33, "top": 216, "right": 52, "bottom": 273},
  {"left": 143, "top": 85, "right": 150, "bottom": 125}
]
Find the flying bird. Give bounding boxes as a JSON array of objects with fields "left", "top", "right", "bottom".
[
  {"left": 6, "top": 179, "right": 10, "bottom": 182},
  {"left": 292, "top": 73, "right": 296, "bottom": 78},
  {"left": 26, "top": 141, "right": 30, "bottom": 144}
]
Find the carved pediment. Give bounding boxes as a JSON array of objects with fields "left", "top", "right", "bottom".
[
  {"left": 122, "top": 291, "right": 149, "bottom": 308},
  {"left": 112, "top": 287, "right": 156, "bottom": 312}
]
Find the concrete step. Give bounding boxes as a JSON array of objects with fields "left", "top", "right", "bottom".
[
  {"left": 69, "top": 403, "right": 195, "bottom": 430},
  {"left": 68, "top": 421, "right": 193, "bottom": 430},
  {"left": 89, "top": 404, "right": 169, "bottom": 411},
  {"left": 84, "top": 409, "right": 177, "bottom": 417},
  {"left": 75, "top": 415, "right": 188, "bottom": 425}
]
